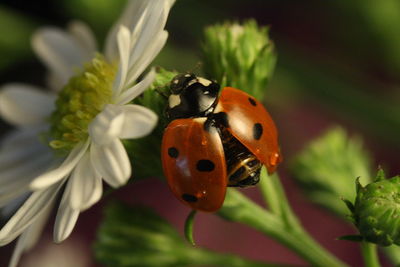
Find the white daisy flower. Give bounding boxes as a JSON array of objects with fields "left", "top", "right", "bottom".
[{"left": 0, "top": 0, "right": 174, "bottom": 265}]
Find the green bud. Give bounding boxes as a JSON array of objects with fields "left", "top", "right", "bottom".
[
  {"left": 124, "top": 67, "right": 177, "bottom": 179},
  {"left": 353, "top": 170, "right": 400, "bottom": 246},
  {"left": 202, "top": 20, "right": 276, "bottom": 100},
  {"left": 290, "top": 127, "right": 372, "bottom": 217}
]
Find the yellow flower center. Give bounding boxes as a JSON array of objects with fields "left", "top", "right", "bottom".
[{"left": 49, "top": 54, "right": 117, "bottom": 152}]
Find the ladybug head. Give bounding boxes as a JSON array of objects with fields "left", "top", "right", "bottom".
[{"left": 167, "top": 73, "right": 220, "bottom": 120}]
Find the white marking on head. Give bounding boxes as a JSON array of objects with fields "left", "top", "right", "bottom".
[
  {"left": 187, "top": 79, "right": 196, "bottom": 87},
  {"left": 184, "top": 74, "right": 191, "bottom": 77},
  {"left": 168, "top": 94, "right": 181, "bottom": 108},
  {"left": 173, "top": 79, "right": 179, "bottom": 84},
  {"left": 214, "top": 103, "right": 223, "bottom": 113},
  {"left": 197, "top": 77, "right": 212, "bottom": 86}
]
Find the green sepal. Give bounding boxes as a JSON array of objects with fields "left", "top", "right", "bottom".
[
  {"left": 344, "top": 214, "right": 356, "bottom": 224},
  {"left": 355, "top": 177, "right": 364, "bottom": 194},
  {"left": 374, "top": 167, "right": 386, "bottom": 182},
  {"left": 342, "top": 197, "right": 355, "bottom": 213},
  {"left": 338, "top": 235, "right": 364, "bottom": 242}
]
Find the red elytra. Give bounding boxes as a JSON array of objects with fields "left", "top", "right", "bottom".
[
  {"left": 161, "top": 118, "right": 227, "bottom": 212},
  {"left": 161, "top": 87, "right": 282, "bottom": 212},
  {"left": 215, "top": 87, "right": 281, "bottom": 173}
]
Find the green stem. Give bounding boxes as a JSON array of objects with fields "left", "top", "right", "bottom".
[
  {"left": 259, "top": 168, "right": 346, "bottom": 266},
  {"left": 382, "top": 246, "right": 400, "bottom": 266},
  {"left": 258, "top": 169, "right": 301, "bottom": 228},
  {"left": 185, "top": 247, "right": 287, "bottom": 267},
  {"left": 361, "top": 242, "right": 380, "bottom": 267},
  {"left": 219, "top": 189, "right": 347, "bottom": 267}
]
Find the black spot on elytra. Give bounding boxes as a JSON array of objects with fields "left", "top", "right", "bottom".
[
  {"left": 182, "top": 194, "right": 198, "bottom": 202},
  {"left": 196, "top": 159, "right": 215, "bottom": 172},
  {"left": 168, "top": 147, "right": 179, "bottom": 158},
  {"left": 253, "top": 123, "right": 263, "bottom": 140},
  {"left": 248, "top": 97, "right": 257, "bottom": 106}
]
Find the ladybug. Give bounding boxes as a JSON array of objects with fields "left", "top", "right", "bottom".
[{"left": 161, "top": 73, "right": 282, "bottom": 212}]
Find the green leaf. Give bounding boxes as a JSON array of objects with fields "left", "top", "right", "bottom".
[
  {"left": 95, "top": 202, "right": 281, "bottom": 267},
  {"left": 95, "top": 202, "right": 188, "bottom": 267},
  {"left": 290, "top": 127, "right": 372, "bottom": 218}
]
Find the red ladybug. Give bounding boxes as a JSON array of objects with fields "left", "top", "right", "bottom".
[{"left": 161, "top": 73, "right": 282, "bottom": 212}]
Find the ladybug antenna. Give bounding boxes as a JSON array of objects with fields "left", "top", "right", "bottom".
[
  {"left": 189, "top": 62, "right": 203, "bottom": 75},
  {"left": 153, "top": 85, "right": 169, "bottom": 99}
]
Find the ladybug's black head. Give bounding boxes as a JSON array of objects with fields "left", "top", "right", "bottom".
[
  {"left": 170, "top": 73, "right": 196, "bottom": 94},
  {"left": 167, "top": 73, "right": 220, "bottom": 120}
]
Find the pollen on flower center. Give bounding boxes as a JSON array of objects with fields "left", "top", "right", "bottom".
[{"left": 49, "top": 54, "right": 117, "bottom": 152}]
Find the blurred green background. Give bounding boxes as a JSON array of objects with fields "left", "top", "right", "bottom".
[{"left": 0, "top": 0, "right": 399, "bottom": 266}]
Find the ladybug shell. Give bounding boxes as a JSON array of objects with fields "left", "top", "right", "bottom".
[
  {"left": 161, "top": 117, "right": 227, "bottom": 212},
  {"left": 215, "top": 87, "right": 282, "bottom": 173}
]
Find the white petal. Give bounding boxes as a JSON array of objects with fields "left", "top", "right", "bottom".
[
  {"left": 104, "top": 0, "right": 174, "bottom": 62},
  {"left": 30, "top": 140, "right": 90, "bottom": 190},
  {"left": 90, "top": 139, "right": 131, "bottom": 188},
  {"left": 0, "top": 127, "right": 51, "bottom": 170},
  {"left": 88, "top": 104, "right": 125, "bottom": 146},
  {"left": 104, "top": 0, "right": 150, "bottom": 61},
  {"left": 0, "top": 182, "right": 62, "bottom": 246},
  {"left": 0, "top": 149, "right": 53, "bottom": 185},
  {"left": 8, "top": 232, "right": 26, "bottom": 267},
  {"left": 8, "top": 200, "right": 53, "bottom": 267},
  {"left": 0, "top": 84, "right": 55, "bottom": 126},
  {"left": 19, "top": 199, "right": 53, "bottom": 251},
  {"left": 1, "top": 193, "right": 28, "bottom": 218},
  {"left": 0, "top": 151, "right": 54, "bottom": 206},
  {"left": 46, "top": 71, "right": 65, "bottom": 92},
  {"left": 0, "top": 125, "right": 47, "bottom": 150},
  {"left": 0, "top": 130, "right": 54, "bottom": 206},
  {"left": 46, "top": 21, "right": 97, "bottom": 92},
  {"left": 112, "top": 26, "right": 131, "bottom": 98},
  {"left": 68, "top": 21, "right": 97, "bottom": 55},
  {"left": 69, "top": 153, "right": 103, "bottom": 211},
  {"left": 126, "top": 0, "right": 171, "bottom": 66},
  {"left": 126, "top": 31, "right": 168, "bottom": 86},
  {"left": 115, "top": 68, "right": 155, "bottom": 105},
  {"left": 118, "top": 104, "right": 158, "bottom": 139},
  {"left": 53, "top": 179, "right": 79, "bottom": 243},
  {"left": 32, "top": 27, "right": 94, "bottom": 86},
  {"left": 0, "top": 188, "right": 30, "bottom": 208}
]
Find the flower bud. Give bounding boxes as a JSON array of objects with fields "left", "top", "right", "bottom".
[
  {"left": 353, "top": 170, "right": 400, "bottom": 246},
  {"left": 202, "top": 20, "right": 276, "bottom": 100}
]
